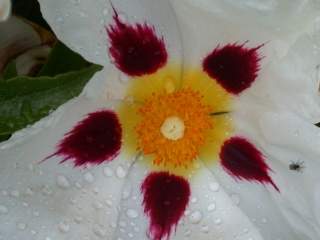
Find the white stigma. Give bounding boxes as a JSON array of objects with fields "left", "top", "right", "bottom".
[{"left": 160, "top": 116, "right": 185, "bottom": 140}]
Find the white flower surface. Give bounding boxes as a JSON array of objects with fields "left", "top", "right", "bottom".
[{"left": 1, "top": 1, "right": 320, "bottom": 240}]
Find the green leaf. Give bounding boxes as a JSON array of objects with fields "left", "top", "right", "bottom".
[
  {"left": 38, "top": 41, "right": 90, "bottom": 77},
  {"left": 0, "top": 64, "right": 102, "bottom": 138},
  {"left": 1, "top": 60, "right": 18, "bottom": 80}
]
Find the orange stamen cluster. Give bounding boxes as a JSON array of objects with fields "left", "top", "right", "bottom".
[{"left": 136, "top": 88, "right": 212, "bottom": 168}]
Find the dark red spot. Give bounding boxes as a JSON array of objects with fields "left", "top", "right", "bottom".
[
  {"left": 141, "top": 172, "right": 190, "bottom": 240},
  {"left": 47, "top": 110, "right": 122, "bottom": 167},
  {"left": 220, "top": 137, "right": 279, "bottom": 191},
  {"left": 203, "top": 43, "right": 263, "bottom": 94},
  {"left": 107, "top": 9, "right": 167, "bottom": 76}
]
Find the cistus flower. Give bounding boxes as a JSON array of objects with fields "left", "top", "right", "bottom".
[{"left": 1, "top": 1, "right": 320, "bottom": 240}]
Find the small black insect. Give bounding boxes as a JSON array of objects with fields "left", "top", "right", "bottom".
[{"left": 289, "top": 161, "right": 305, "bottom": 172}]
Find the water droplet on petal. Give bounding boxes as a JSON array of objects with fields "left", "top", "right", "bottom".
[
  {"left": 201, "top": 225, "right": 209, "bottom": 233},
  {"left": 105, "top": 199, "right": 113, "bottom": 207},
  {"left": 10, "top": 190, "right": 20, "bottom": 197},
  {"left": 41, "top": 185, "right": 53, "bottom": 196},
  {"left": 33, "top": 211, "right": 40, "bottom": 217},
  {"left": 116, "top": 165, "right": 127, "bottom": 178},
  {"left": 209, "top": 182, "right": 219, "bottom": 192},
  {"left": 214, "top": 218, "right": 222, "bottom": 225},
  {"left": 56, "top": 175, "right": 71, "bottom": 189},
  {"left": 103, "top": 167, "right": 113, "bottom": 177},
  {"left": 0, "top": 205, "right": 8, "bottom": 215},
  {"left": 93, "top": 224, "right": 107, "bottom": 237},
  {"left": 103, "top": 8, "right": 109, "bottom": 16},
  {"left": 25, "top": 188, "right": 34, "bottom": 196},
  {"left": 55, "top": 16, "right": 64, "bottom": 24},
  {"left": 230, "top": 193, "right": 240, "bottom": 205},
  {"left": 207, "top": 203, "right": 216, "bottom": 212},
  {"left": 17, "top": 222, "right": 27, "bottom": 230},
  {"left": 126, "top": 209, "right": 138, "bottom": 218},
  {"left": 58, "top": 221, "right": 70, "bottom": 233},
  {"left": 189, "top": 210, "right": 202, "bottom": 224},
  {"left": 71, "top": 0, "right": 80, "bottom": 5},
  {"left": 74, "top": 216, "right": 83, "bottom": 223},
  {"left": 122, "top": 184, "right": 132, "bottom": 200},
  {"left": 83, "top": 172, "right": 95, "bottom": 183},
  {"left": 92, "top": 201, "right": 104, "bottom": 210},
  {"left": 184, "top": 229, "right": 191, "bottom": 237}
]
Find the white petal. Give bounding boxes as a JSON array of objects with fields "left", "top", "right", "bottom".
[
  {"left": 172, "top": 0, "right": 320, "bottom": 120},
  {"left": 113, "top": 158, "right": 263, "bottom": 240},
  {"left": 38, "top": 0, "right": 182, "bottom": 66},
  {"left": 0, "top": 97, "right": 133, "bottom": 239},
  {"left": 210, "top": 110, "right": 320, "bottom": 239},
  {"left": 0, "top": 0, "right": 10, "bottom": 21},
  {"left": 171, "top": 0, "right": 316, "bottom": 65}
]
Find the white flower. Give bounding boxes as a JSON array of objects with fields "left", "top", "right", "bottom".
[
  {"left": 1, "top": 1, "right": 320, "bottom": 240},
  {"left": 0, "top": 0, "right": 10, "bottom": 21}
]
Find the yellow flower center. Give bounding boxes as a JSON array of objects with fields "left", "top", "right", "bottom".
[
  {"left": 136, "top": 89, "right": 212, "bottom": 168},
  {"left": 118, "top": 65, "right": 233, "bottom": 174}
]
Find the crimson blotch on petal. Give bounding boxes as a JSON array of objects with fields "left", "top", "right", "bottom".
[
  {"left": 220, "top": 137, "right": 279, "bottom": 191},
  {"left": 203, "top": 43, "right": 263, "bottom": 94},
  {"left": 48, "top": 110, "right": 122, "bottom": 167},
  {"left": 141, "top": 172, "right": 190, "bottom": 240},
  {"left": 107, "top": 10, "right": 168, "bottom": 76}
]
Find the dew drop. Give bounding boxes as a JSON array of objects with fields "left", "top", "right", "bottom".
[
  {"left": 93, "top": 224, "right": 107, "bottom": 237},
  {"left": 92, "top": 201, "right": 104, "bottom": 210},
  {"left": 201, "top": 225, "right": 209, "bottom": 233},
  {"left": 74, "top": 216, "right": 83, "bottom": 224},
  {"left": 10, "top": 190, "right": 20, "bottom": 197},
  {"left": 119, "top": 74, "right": 129, "bottom": 83},
  {"left": 116, "top": 165, "right": 127, "bottom": 178},
  {"left": 103, "top": 167, "right": 114, "bottom": 177},
  {"left": 103, "top": 8, "right": 109, "bottom": 16},
  {"left": 17, "top": 222, "right": 27, "bottom": 230},
  {"left": 56, "top": 175, "right": 71, "bottom": 189},
  {"left": 230, "top": 193, "right": 240, "bottom": 205},
  {"left": 41, "top": 185, "right": 53, "bottom": 196},
  {"left": 33, "top": 211, "right": 40, "bottom": 217},
  {"left": 83, "top": 172, "right": 95, "bottom": 183},
  {"left": 189, "top": 210, "right": 202, "bottom": 224},
  {"left": 25, "top": 188, "right": 34, "bottom": 196},
  {"left": 191, "top": 197, "right": 197, "bottom": 203},
  {"left": 71, "top": 0, "right": 80, "bottom": 5},
  {"left": 214, "top": 218, "right": 222, "bottom": 225},
  {"left": 184, "top": 229, "right": 191, "bottom": 237},
  {"left": 0, "top": 205, "right": 8, "bottom": 215},
  {"left": 126, "top": 209, "right": 138, "bottom": 218},
  {"left": 58, "top": 221, "right": 70, "bottom": 233},
  {"left": 105, "top": 199, "right": 113, "bottom": 207},
  {"left": 209, "top": 182, "right": 219, "bottom": 192},
  {"left": 55, "top": 16, "right": 64, "bottom": 24},
  {"left": 119, "top": 221, "right": 127, "bottom": 227},
  {"left": 207, "top": 203, "right": 216, "bottom": 212}
]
